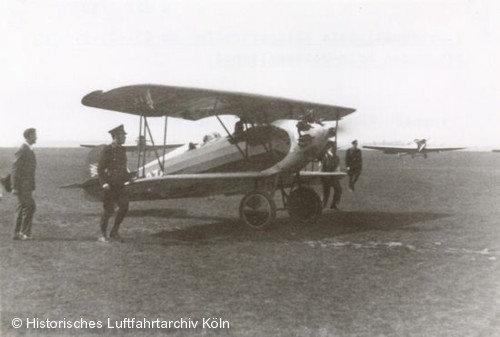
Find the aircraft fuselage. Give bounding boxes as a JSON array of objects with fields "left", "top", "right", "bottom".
[
  {"left": 139, "top": 120, "right": 334, "bottom": 179},
  {"left": 81, "top": 120, "right": 336, "bottom": 201}
]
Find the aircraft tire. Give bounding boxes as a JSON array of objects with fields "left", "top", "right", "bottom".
[
  {"left": 287, "top": 187, "right": 322, "bottom": 224},
  {"left": 239, "top": 191, "right": 276, "bottom": 230}
]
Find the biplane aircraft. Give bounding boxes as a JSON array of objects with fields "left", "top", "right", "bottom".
[
  {"left": 363, "top": 139, "right": 465, "bottom": 159},
  {"left": 65, "top": 84, "right": 355, "bottom": 229}
]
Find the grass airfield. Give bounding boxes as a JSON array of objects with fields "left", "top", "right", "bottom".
[{"left": 1, "top": 148, "right": 500, "bottom": 336}]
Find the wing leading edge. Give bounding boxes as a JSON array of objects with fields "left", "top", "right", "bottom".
[{"left": 82, "top": 84, "right": 355, "bottom": 123}]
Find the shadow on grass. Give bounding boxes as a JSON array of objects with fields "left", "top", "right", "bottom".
[
  {"left": 127, "top": 209, "right": 188, "bottom": 218},
  {"left": 82, "top": 208, "right": 230, "bottom": 223},
  {"left": 127, "top": 208, "right": 230, "bottom": 223},
  {"left": 39, "top": 236, "right": 105, "bottom": 243},
  {"left": 35, "top": 210, "right": 449, "bottom": 244},
  {"left": 153, "top": 211, "right": 451, "bottom": 244}
]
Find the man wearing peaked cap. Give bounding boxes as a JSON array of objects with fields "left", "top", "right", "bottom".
[
  {"left": 97, "top": 124, "right": 129, "bottom": 243},
  {"left": 108, "top": 124, "right": 127, "bottom": 136},
  {"left": 345, "top": 139, "right": 362, "bottom": 191}
]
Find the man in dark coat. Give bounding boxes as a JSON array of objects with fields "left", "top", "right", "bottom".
[
  {"left": 345, "top": 140, "right": 362, "bottom": 191},
  {"left": 97, "top": 125, "right": 129, "bottom": 243},
  {"left": 320, "top": 140, "right": 342, "bottom": 210},
  {"left": 12, "top": 128, "right": 38, "bottom": 240}
]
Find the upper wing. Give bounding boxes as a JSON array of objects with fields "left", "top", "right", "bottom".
[
  {"left": 363, "top": 145, "right": 416, "bottom": 154},
  {"left": 82, "top": 84, "right": 355, "bottom": 123}
]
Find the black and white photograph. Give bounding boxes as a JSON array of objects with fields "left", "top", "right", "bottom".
[{"left": 1, "top": 0, "right": 499, "bottom": 336}]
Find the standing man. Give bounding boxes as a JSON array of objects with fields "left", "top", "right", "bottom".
[
  {"left": 320, "top": 140, "right": 342, "bottom": 210},
  {"left": 97, "top": 125, "right": 129, "bottom": 243},
  {"left": 12, "top": 128, "right": 38, "bottom": 240},
  {"left": 345, "top": 139, "right": 362, "bottom": 191}
]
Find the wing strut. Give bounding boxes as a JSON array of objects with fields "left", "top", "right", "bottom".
[
  {"left": 335, "top": 112, "right": 339, "bottom": 151},
  {"left": 137, "top": 115, "right": 144, "bottom": 177},
  {"left": 143, "top": 116, "right": 165, "bottom": 173},
  {"left": 162, "top": 116, "right": 168, "bottom": 171},
  {"left": 215, "top": 114, "right": 248, "bottom": 161},
  {"left": 211, "top": 96, "right": 248, "bottom": 161}
]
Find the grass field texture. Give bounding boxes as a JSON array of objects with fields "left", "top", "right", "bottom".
[{"left": 1, "top": 148, "right": 500, "bottom": 336}]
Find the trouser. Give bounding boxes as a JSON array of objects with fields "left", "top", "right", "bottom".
[
  {"left": 100, "top": 186, "right": 129, "bottom": 237},
  {"left": 322, "top": 178, "right": 342, "bottom": 207},
  {"left": 14, "top": 190, "right": 36, "bottom": 236},
  {"left": 348, "top": 168, "right": 362, "bottom": 189}
]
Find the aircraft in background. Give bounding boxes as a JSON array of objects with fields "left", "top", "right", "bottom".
[
  {"left": 492, "top": 150, "right": 500, "bottom": 153},
  {"left": 363, "top": 139, "right": 465, "bottom": 159},
  {"left": 63, "top": 84, "right": 355, "bottom": 229}
]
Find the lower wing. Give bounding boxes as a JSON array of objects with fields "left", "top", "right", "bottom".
[
  {"left": 126, "top": 172, "right": 274, "bottom": 200},
  {"left": 61, "top": 171, "right": 346, "bottom": 201},
  {"left": 129, "top": 171, "right": 346, "bottom": 199},
  {"left": 299, "top": 171, "right": 346, "bottom": 180}
]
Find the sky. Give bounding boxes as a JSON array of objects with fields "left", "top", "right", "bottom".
[{"left": 1, "top": 0, "right": 499, "bottom": 149}]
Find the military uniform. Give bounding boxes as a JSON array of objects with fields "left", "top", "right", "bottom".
[
  {"left": 345, "top": 140, "right": 362, "bottom": 191},
  {"left": 97, "top": 125, "right": 129, "bottom": 242}
]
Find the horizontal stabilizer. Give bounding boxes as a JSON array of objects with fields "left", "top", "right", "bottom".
[
  {"left": 80, "top": 144, "right": 184, "bottom": 151},
  {"left": 60, "top": 177, "right": 99, "bottom": 189}
]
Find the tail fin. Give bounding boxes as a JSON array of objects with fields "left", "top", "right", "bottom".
[
  {"left": 60, "top": 144, "right": 106, "bottom": 201},
  {"left": 86, "top": 144, "right": 106, "bottom": 179}
]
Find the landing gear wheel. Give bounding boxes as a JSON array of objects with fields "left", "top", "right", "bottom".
[
  {"left": 287, "top": 187, "right": 322, "bottom": 224},
  {"left": 239, "top": 191, "right": 276, "bottom": 230}
]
